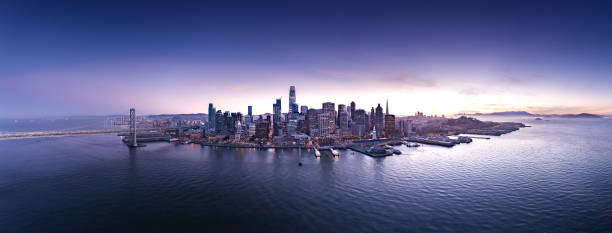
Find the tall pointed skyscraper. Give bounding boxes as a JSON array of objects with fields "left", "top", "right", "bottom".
[{"left": 386, "top": 99, "right": 389, "bottom": 115}]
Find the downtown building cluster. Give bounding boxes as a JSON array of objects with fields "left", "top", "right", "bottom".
[{"left": 203, "top": 86, "right": 415, "bottom": 146}]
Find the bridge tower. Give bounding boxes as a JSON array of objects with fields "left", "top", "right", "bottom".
[{"left": 129, "top": 108, "right": 137, "bottom": 147}]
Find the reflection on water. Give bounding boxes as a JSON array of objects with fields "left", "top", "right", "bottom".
[{"left": 0, "top": 118, "right": 611, "bottom": 232}]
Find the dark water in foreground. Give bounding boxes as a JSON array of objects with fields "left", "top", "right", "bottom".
[{"left": 1, "top": 117, "right": 611, "bottom": 232}]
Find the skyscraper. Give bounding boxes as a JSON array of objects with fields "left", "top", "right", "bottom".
[
  {"left": 337, "top": 104, "right": 346, "bottom": 126},
  {"left": 248, "top": 106, "right": 252, "bottom": 116},
  {"left": 384, "top": 114, "right": 395, "bottom": 137},
  {"left": 370, "top": 107, "right": 375, "bottom": 129},
  {"left": 289, "top": 86, "right": 298, "bottom": 113},
  {"left": 208, "top": 103, "right": 216, "bottom": 129},
  {"left": 375, "top": 104, "right": 384, "bottom": 137},
  {"left": 322, "top": 102, "right": 336, "bottom": 131},
  {"left": 350, "top": 101, "right": 356, "bottom": 121},
  {"left": 273, "top": 98, "right": 282, "bottom": 136},
  {"left": 386, "top": 99, "right": 389, "bottom": 115}
]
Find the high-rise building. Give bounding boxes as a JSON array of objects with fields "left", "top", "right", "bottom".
[
  {"left": 300, "top": 105, "right": 308, "bottom": 115},
  {"left": 306, "top": 109, "right": 320, "bottom": 137},
  {"left": 322, "top": 102, "right": 336, "bottom": 129},
  {"left": 215, "top": 110, "right": 223, "bottom": 134},
  {"left": 375, "top": 104, "right": 384, "bottom": 137},
  {"left": 255, "top": 116, "right": 271, "bottom": 139},
  {"left": 318, "top": 112, "right": 333, "bottom": 137},
  {"left": 384, "top": 114, "right": 395, "bottom": 137},
  {"left": 352, "top": 109, "right": 368, "bottom": 137},
  {"left": 350, "top": 101, "right": 356, "bottom": 121},
  {"left": 273, "top": 98, "right": 282, "bottom": 136},
  {"left": 289, "top": 86, "right": 298, "bottom": 113},
  {"left": 386, "top": 99, "right": 389, "bottom": 115},
  {"left": 370, "top": 107, "right": 375, "bottom": 128},
  {"left": 339, "top": 111, "right": 349, "bottom": 129},
  {"left": 337, "top": 104, "right": 346, "bottom": 126},
  {"left": 248, "top": 106, "right": 252, "bottom": 116},
  {"left": 208, "top": 103, "right": 216, "bottom": 129}
]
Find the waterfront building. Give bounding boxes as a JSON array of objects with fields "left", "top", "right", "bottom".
[
  {"left": 372, "top": 125, "right": 377, "bottom": 140},
  {"left": 289, "top": 86, "right": 299, "bottom": 113},
  {"left": 399, "top": 119, "right": 413, "bottom": 136},
  {"left": 248, "top": 122, "right": 256, "bottom": 137},
  {"left": 255, "top": 116, "right": 270, "bottom": 139},
  {"left": 384, "top": 114, "right": 396, "bottom": 137},
  {"left": 235, "top": 121, "right": 242, "bottom": 141},
  {"left": 375, "top": 104, "right": 384, "bottom": 137},
  {"left": 273, "top": 98, "right": 282, "bottom": 136}
]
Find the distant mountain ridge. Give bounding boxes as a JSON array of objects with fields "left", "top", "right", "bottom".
[{"left": 465, "top": 111, "right": 602, "bottom": 118}]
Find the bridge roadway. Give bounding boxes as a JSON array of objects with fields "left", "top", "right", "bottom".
[{"left": 0, "top": 127, "right": 182, "bottom": 140}]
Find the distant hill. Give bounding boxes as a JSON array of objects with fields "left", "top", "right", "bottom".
[
  {"left": 467, "top": 111, "right": 602, "bottom": 118},
  {"left": 470, "top": 111, "right": 535, "bottom": 116},
  {"left": 557, "top": 113, "right": 602, "bottom": 118}
]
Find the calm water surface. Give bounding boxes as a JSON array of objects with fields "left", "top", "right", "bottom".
[{"left": 1, "top": 117, "right": 611, "bottom": 232}]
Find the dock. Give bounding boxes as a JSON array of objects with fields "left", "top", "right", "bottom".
[
  {"left": 406, "top": 138, "right": 455, "bottom": 147},
  {"left": 348, "top": 147, "right": 393, "bottom": 158}
]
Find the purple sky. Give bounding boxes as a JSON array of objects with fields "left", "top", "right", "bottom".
[{"left": 1, "top": 1, "right": 611, "bottom": 117}]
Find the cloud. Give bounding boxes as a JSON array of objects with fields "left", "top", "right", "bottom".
[
  {"left": 381, "top": 75, "right": 437, "bottom": 88},
  {"left": 230, "top": 84, "right": 249, "bottom": 91},
  {"left": 457, "top": 88, "right": 481, "bottom": 96}
]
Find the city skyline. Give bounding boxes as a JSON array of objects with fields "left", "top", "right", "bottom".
[{"left": 2, "top": 1, "right": 612, "bottom": 117}]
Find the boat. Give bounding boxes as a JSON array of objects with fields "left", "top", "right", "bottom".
[
  {"left": 457, "top": 136, "right": 473, "bottom": 143},
  {"left": 331, "top": 149, "right": 339, "bottom": 156},
  {"left": 404, "top": 142, "right": 420, "bottom": 147},
  {"left": 167, "top": 138, "right": 178, "bottom": 142},
  {"left": 314, "top": 148, "right": 321, "bottom": 157},
  {"left": 392, "top": 149, "right": 401, "bottom": 155},
  {"left": 181, "top": 140, "right": 192, "bottom": 144}
]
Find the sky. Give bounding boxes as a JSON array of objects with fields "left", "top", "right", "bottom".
[{"left": 1, "top": 0, "right": 612, "bottom": 117}]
